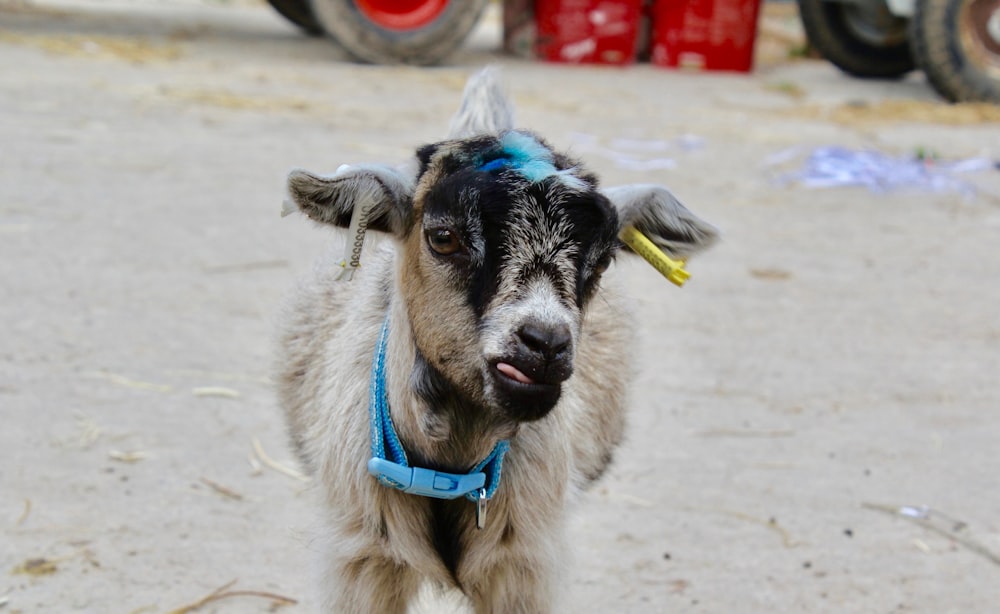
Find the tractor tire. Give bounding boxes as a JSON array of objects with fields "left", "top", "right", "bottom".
[
  {"left": 910, "top": 0, "right": 1000, "bottom": 102},
  {"left": 267, "top": 0, "right": 324, "bottom": 36},
  {"left": 308, "top": 0, "right": 488, "bottom": 65},
  {"left": 797, "top": 0, "right": 915, "bottom": 78}
]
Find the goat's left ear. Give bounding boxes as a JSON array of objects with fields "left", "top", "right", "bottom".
[
  {"left": 603, "top": 184, "right": 720, "bottom": 259},
  {"left": 285, "top": 164, "right": 414, "bottom": 238}
]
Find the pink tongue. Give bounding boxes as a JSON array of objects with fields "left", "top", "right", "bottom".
[{"left": 497, "top": 362, "right": 535, "bottom": 385}]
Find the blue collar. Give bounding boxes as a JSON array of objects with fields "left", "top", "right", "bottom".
[{"left": 367, "top": 317, "right": 510, "bottom": 502}]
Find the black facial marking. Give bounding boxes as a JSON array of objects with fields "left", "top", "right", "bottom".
[
  {"left": 570, "top": 192, "right": 620, "bottom": 306},
  {"left": 416, "top": 143, "right": 438, "bottom": 178},
  {"left": 495, "top": 180, "right": 619, "bottom": 308},
  {"left": 417, "top": 136, "right": 499, "bottom": 182},
  {"left": 422, "top": 168, "right": 494, "bottom": 226},
  {"left": 418, "top": 140, "right": 620, "bottom": 318},
  {"left": 421, "top": 166, "right": 508, "bottom": 313}
]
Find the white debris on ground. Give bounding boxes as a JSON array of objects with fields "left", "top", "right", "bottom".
[{"left": 768, "top": 146, "right": 997, "bottom": 195}]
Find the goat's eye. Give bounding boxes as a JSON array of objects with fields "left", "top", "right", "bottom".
[
  {"left": 593, "top": 257, "right": 611, "bottom": 276},
  {"left": 426, "top": 228, "right": 462, "bottom": 256}
]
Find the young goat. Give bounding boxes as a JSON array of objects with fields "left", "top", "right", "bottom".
[{"left": 278, "top": 69, "right": 718, "bottom": 612}]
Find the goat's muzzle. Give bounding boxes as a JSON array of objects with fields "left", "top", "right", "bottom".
[{"left": 490, "top": 320, "right": 574, "bottom": 422}]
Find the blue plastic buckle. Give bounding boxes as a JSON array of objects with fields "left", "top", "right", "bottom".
[{"left": 367, "top": 458, "right": 486, "bottom": 500}]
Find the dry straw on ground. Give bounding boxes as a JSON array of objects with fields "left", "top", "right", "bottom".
[
  {"left": 801, "top": 100, "right": 1000, "bottom": 126},
  {"left": 0, "top": 32, "right": 182, "bottom": 63},
  {"left": 166, "top": 579, "right": 297, "bottom": 614}
]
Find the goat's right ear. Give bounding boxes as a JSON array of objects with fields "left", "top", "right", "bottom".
[
  {"left": 285, "top": 165, "right": 414, "bottom": 237},
  {"left": 603, "top": 184, "right": 719, "bottom": 260}
]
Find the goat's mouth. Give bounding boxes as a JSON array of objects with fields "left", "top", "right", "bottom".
[
  {"left": 489, "top": 360, "right": 567, "bottom": 422},
  {"left": 496, "top": 362, "right": 537, "bottom": 385}
]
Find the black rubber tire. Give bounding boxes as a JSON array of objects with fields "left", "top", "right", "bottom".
[
  {"left": 797, "top": 0, "right": 916, "bottom": 78},
  {"left": 267, "top": 0, "right": 324, "bottom": 36},
  {"left": 308, "top": 0, "right": 488, "bottom": 65},
  {"left": 910, "top": 0, "right": 1000, "bottom": 102}
]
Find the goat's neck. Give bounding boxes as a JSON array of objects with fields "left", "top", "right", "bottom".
[{"left": 384, "top": 299, "right": 514, "bottom": 473}]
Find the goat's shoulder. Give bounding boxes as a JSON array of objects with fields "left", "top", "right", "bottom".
[
  {"left": 276, "top": 240, "right": 397, "bottom": 473},
  {"left": 563, "top": 275, "right": 636, "bottom": 486}
]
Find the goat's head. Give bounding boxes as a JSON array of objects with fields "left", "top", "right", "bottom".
[{"left": 286, "top": 72, "right": 718, "bottom": 426}]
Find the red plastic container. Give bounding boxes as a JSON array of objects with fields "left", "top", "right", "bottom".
[
  {"left": 533, "top": 0, "right": 643, "bottom": 64},
  {"left": 651, "top": 0, "right": 762, "bottom": 72}
]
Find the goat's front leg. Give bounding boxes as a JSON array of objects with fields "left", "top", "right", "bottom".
[
  {"left": 464, "top": 557, "right": 558, "bottom": 614},
  {"left": 319, "top": 552, "right": 420, "bottom": 614}
]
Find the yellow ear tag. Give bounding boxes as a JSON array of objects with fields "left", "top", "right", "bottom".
[{"left": 619, "top": 225, "right": 691, "bottom": 287}]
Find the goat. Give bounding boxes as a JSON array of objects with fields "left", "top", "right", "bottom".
[{"left": 277, "top": 68, "right": 718, "bottom": 613}]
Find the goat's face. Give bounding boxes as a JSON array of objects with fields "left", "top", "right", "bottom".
[
  {"left": 286, "top": 131, "right": 718, "bottom": 426},
  {"left": 400, "top": 133, "right": 619, "bottom": 422}
]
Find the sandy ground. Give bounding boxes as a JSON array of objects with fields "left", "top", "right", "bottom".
[{"left": 2, "top": 1, "right": 1000, "bottom": 612}]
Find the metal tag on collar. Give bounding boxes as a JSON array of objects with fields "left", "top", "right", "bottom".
[
  {"left": 476, "top": 488, "right": 487, "bottom": 530},
  {"left": 367, "top": 458, "right": 486, "bottom": 500}
]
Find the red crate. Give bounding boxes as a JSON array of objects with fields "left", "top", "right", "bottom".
[
  {"left": 533, "top": 0, "right": 643, "bottom": 64},
  {"left": 651, "top": 0, "right": 762, "bottom": 72}
]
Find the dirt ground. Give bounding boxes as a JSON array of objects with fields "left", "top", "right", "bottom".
[{"left": 2, "top": 1, "right": 1000, "bottom": 612}]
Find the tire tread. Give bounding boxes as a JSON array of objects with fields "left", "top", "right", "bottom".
[
  {"left": 309, "top": 0, "right": 488, "bottom": 65},
  {"left": 910, "top": 0, "right": 1000, "bottom": 102},
  {"left": 797, "top": 0, "right": 915, "bottom": 78}
]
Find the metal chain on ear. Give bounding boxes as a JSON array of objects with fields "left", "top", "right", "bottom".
[
  {"left": 339, "top": 197, "right": 372, "bottom": 280},
  {"left": 335, "top": 167, "right": 375, "bottom": 282}
]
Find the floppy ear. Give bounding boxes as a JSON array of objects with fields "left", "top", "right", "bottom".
[
  {"left": 603, "top": 184, "right": 719, "bottom": 259},
  {"left": 285, "top": 164, "right": 414, "bottom": 238}
]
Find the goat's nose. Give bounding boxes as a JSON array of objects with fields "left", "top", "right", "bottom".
[{"left": 516, "top": 321, "right": 572, "bottom": 360}]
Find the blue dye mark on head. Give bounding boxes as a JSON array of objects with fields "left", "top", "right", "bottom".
[
  {"left": 477, "top": 131, "right": 586, "bottom": 190},
  {"left": 478, "top": 158, "right": 509, "bottom": 173}
]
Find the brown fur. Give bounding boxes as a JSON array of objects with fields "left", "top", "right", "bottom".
[
  {"left": 277, "top": 69, "right": 717, "bottom": 613},
  {"left": 278, "top": 241, "right": 632, "bottom": 612}
]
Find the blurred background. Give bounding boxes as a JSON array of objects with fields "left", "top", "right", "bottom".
[{"left": 2, "top": 0, "right": 999, "bottom": 612}]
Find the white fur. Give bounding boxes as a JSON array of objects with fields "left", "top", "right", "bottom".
[{"left": 277, "top": 69, "right": 718, "bottom": 613}]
